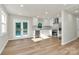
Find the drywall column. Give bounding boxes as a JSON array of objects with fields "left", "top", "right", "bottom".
[
  {"left": 61, "top": 10, "right": 77, "bottom": 45},
  {"left": 28, "top": 17, "right": 33, "bottom": 37}
]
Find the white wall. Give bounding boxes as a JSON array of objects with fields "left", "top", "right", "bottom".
[
  {"left": 8, "top": 16, "right": 55, "bottom": 39},
  {"left": 62, "top": 10, "right": 77, "bottom": 45},
  {"left": 43, "top": 18, "right": 50, "bottom": 26},
  {"left": 28, "top": 17, "right": 34, "bottom": 37},
  {"left": 0, "top": 5, "right": 8, "bottom": 54},
  {"left": 76, "top": 18, "right": 79, "bottom": 37},
  {"left": 7, "top": 14, "right": 14, "bottom": 39}
]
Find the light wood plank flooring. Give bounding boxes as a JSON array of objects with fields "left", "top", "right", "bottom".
[{"left": 1, "top": 37, "right": 79, "bottom": 55}]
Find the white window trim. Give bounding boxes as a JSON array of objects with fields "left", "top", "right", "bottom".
[{"left": 0, "top": 10, "right": 7, "bottom": 35}]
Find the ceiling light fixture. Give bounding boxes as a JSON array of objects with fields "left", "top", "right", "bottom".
[
  {"left": 45, "top": 11, "right": 48, "bottom": 15},
  {"left": 19, "top": 13, "right": 22, "bottom": 15},
  {"left": 20, "top": 4, "right": 24, "bottom": 7},
  {"left": 37, "top": 16, "right": 39, "bottom": 18},
  {"left": 75, "top": 10, "right": 79, "bottom": 13},
  {"left": 64, "top": 4, "right": 67, "bottom": 6},
  {"left": 45, "top": 8, "right": 48, "bottom": 15}
]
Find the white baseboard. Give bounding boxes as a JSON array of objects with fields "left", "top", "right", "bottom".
[
  {"left": 9, "top": 36, "right": 33, "bottom": 40},
  {"left": 61, "top": 36, "right": 78, "bottom": 45},
  {"left": 0, "top": 39, "right": 8, "bottom": 54}
]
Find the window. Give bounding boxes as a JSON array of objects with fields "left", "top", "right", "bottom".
[
  {"left": 1, "top": 11, "right": 7, "bottom": 33},
  {"left": 38, "top": 22, "right": 42, "bottom": 28}
]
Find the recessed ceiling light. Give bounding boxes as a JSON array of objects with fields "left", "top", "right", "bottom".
[
  {"left": 19, "top": 13, "right": 22, "bottom": 15},
  {"left": 20, "top": 4, "right": 24, "bottom": 7},
  {"left": 64, "top": 4, "right": 67, "bottom": 6},
  {"left": 37, "top": 16, "right": 39, "bottom": 18},
  {"left": 45, "top": 9, "right": 47, "bottom": 11},
  {"left": 75, "top": 10, "right": 79, "bottom": 13},
  {"left": 45, "top": 11, "right": 48, "bottom": 14}
]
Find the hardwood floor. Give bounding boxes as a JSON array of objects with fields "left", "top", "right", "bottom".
[{"left": 1, "top": 37, "right": 79, "bottom": 55}]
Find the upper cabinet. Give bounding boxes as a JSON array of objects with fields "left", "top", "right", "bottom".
[
  {"left": 32, "top": 17, "right": 62, "bottom": 28},
  {"left": 43, "top": 18, "right": 50, "bottom": 26}
]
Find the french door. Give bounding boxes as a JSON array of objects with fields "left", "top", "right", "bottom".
[{"left": 15, "top": 20, "right": 28, "bottom": 39}]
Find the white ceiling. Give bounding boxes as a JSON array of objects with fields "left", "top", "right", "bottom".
[{"left": 3, "top": 4, "right": 79, "bottom": 17}]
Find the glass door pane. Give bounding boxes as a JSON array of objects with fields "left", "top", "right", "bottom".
[
  {"left": 23, "top": 22, "right": 28, "bottom": 35},
  {"left": 16, "top": 23, "right": 21, "bottom": 36}
]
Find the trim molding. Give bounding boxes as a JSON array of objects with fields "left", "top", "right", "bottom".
[
  {"left": 9, "top": 37, "right": 33, "bottom": 40},
  {"left": 0, "top": 39, "right": 8, "bottom": 54},
  {"left": 61, "top": 36, "right": 78, "bottom": 45}
]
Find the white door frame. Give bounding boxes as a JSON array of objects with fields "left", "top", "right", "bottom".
[{"left": 13, "top": 19, "right": 29, "bottom": 39}]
